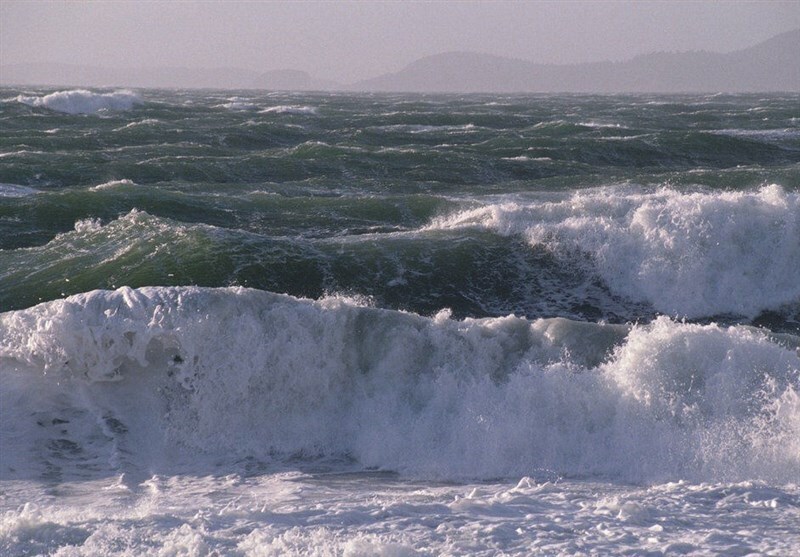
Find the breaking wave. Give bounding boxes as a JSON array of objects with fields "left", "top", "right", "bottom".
[
  {"left": 16, "top": 89, "right": 142, "bottom": 114},
  {"left": 1, "top": 287, "right": 797, "bottom": 483},
  {"left": 428, "top": 184, "right": 800, "bottom": 319}
]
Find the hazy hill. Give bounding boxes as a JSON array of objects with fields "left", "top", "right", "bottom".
[
  {"left": 1, "top": 29, "right": 797, "bottom": 92},
  {"left": 353, "top": 29, "right": 800, "bottom": 93}
]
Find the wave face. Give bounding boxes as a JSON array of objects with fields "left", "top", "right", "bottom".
[
  {"left": 2, "top": 287, "right": 798, "bottom": 483},
  {"left": 2, "top": 186, "right": 798, "bottom": 328},
  {"left": 15, "top": 89, "right": 141, "bottom": 114}
]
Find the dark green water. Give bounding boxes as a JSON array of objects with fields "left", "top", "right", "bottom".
[{"left": 2, "top": 88, "right": 799, "bottom": 329}]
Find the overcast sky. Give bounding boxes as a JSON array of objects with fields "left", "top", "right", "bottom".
[{"left": 2, "top": 1, "right": 799, "bottom": 83}]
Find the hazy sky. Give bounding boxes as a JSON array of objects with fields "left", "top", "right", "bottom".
[{"left": 2, "top": 1, "right": 799, "bottom": 83}]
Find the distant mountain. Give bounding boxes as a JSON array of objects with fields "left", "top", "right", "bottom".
[
  {"left": 353, "top": 29, "right": 800, "bottom": 93},
  {"left": 2, "top": 30, "right": 797, "bottom": 93}
]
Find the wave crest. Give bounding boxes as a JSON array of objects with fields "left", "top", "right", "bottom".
[
  {"left": 16, "top": 90, "right": 142, "bottom": 114},
  {"left": 1, "top": 287, "right": 797, "bottom": 483},
  {"left": 259, "top": 105, "right": 317, "bottom": 115},
  {"left": 428, "top": 185, "right": 800, "bottom": 319}
]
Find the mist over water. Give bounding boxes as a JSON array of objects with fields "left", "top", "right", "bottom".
[{"left": 1, "top": 88, "right": 799, "bottom": 555}]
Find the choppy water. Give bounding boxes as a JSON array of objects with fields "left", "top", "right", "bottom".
[{"left": 1, "top": 88, "right": 799, "bottom": 555}]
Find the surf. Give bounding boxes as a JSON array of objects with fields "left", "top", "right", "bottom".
[
  {"left": 2, "top": 286, "right": 797, "bottom": 484},
  {"left": 428, "top": 184, "right": 800, "bottom": 319}
]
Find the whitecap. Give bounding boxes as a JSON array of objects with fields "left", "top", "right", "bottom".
[
  {"left": 259, "top": 105, "right": 318, "bottom": 115},
  {"left": 89, "top": 179, "right": 137, "bottom": 191},
  {"left": 218, "top": 100, "right": 259, "bottom": 111},
  {"left": 113, "top": 119, "right": 160, "bottom": 131},
  {"left": 427, "top": 184, "right": 800, "bottom": 319},
  {"left": 16, "top": 89, "right": 142, "bottom": 114},
  {"left": 578, "top": 121, "right": 626, "bottom": 129},
  {"left": 712, "top": 128, "right": 800, "bottom": 140},
  {"left": 501, "top": 156, "right": 553, "bottom": 162}
]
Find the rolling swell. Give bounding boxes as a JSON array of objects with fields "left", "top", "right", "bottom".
[
  {"left": 1, "top": 286, "right": 798, "bottom": 483},
  {"left": 3, "top": 91, "right": 799, "bottom": 190},
  {"left": 0, "top": 207, "right": 628, "bottom": 321},
  {"left": 2, "top": 183, "right": 798, "bottom": 328}
]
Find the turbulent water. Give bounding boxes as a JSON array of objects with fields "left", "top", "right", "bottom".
[{"left": 1, "top": 88, "right": 799, "bottom": 555}]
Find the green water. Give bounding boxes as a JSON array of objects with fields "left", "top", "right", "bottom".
[{"left": 2, "top": 89, "right": 799, "bottom": 328}]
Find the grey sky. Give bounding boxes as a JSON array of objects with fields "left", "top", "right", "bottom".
[{"left": 2, "top": 1, "right": 799, "bottom": 83}]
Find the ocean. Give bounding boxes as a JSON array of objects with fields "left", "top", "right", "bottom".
[{"left": 1, "top": 88, "right": 798, "bottom": 556}]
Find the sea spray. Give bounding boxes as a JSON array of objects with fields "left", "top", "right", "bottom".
[
  {"left": 2, "top": 287, "right": 797, "bottom": 483},
  {"left": 428, "top": 184, "right": 800, "bottom": 318}
]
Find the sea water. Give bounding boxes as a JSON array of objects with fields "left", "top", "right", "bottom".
[{"left": 1, "top": 89, "right": 798, "bottom": 555}]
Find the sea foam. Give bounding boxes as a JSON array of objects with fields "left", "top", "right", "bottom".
[
  {"left": 428, "top": 185, "right": 800, "bottom": 319},
  {"left": 1, "top": 287, "right": 797, "bottom": 483},
  {"left": 16, "top": 90, "right": 142, "bottom": 114},
  {"left": 259, "top": 105, "right": 317, "bottom": 115},
  {"left": 219, "top": 97, "right": 259, "bottom": 111}
]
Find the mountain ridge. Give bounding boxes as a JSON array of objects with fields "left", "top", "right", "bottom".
[
  {"left": 353, "top": 29, "right": 799, "bottom": 93},
  {"left": 1, "top": 29, "right": 797, "bottom": 92}
]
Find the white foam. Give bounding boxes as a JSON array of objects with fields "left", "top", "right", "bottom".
[
  {"left": 259, "top": 105, "right": 317, "bottom": 115},
  {"left": 501, "top": 155, "right": 553, "bottom": 162},
  {"left": 1, "top": 287, "right": 797, "bottom": 484},
  {"left": 713, "top": 128, "right": 800, "bottom": 140},
  {"left": 218, "top": 97, "right": 259, "bottom": 111},
  {"left": 370, "top": 124, "right": 477, "bottom": 134},
  {"left": 428, "top": 185, "right": 800, "bottom": 318},
  {"left": 1, "top": 473, "right": 797, "bottom": 556},
  {"left": 0, "top": 150, "right": 47, "bottom": 159},
  {"left": 89, "top": 179, "right": 137, "bottom": 191},
  {"left": 113, "top": 118, "right": 160, "bottom": 131},
  {"left": 72, "top": 218, "right": 103, "bottom": 233},
  {"left": 16, "top": 90, "right": 142, "bottom": 114},
  {"left": 578, "top": 121, "right": 625, "bottom": 129}
]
